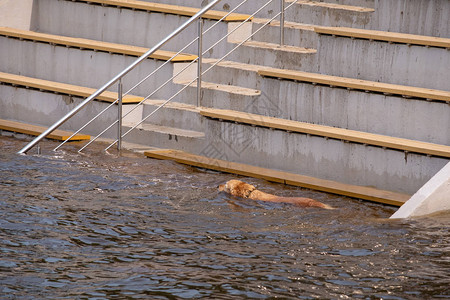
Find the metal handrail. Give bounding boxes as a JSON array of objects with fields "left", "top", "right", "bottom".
[{"left": 17, "top": 0, "right": 222, "bottom": 154}]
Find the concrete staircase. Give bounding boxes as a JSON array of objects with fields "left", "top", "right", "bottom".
[{"left": 1, "top": 0, "right": 449, "bottom": 204}]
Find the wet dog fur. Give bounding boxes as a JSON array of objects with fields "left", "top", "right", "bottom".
[{"left": 219, "top": 179, "right": 333, "bottom": 209}]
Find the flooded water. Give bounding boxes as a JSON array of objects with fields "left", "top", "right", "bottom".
[{"left": 0, "top": 135, "right": 449, "bottom": 299}]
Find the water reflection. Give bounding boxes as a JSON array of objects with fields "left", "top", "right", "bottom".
[{"left": 0, "top": 136, "right": 449, "bottom": 299}]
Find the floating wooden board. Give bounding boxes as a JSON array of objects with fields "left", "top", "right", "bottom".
[
  {"left": 144, "top": 149, "right": 410, "bottom": 206},
  {"left": 0, "top": 27, "right": 197, "bottom": 62},
  {"left": 200, "top": 107, "right": 450, "bottom": 158},
  {"left": 74, "top": 0, "right": 251, "bottom": 21},
  {"left": 0, "top": 119, "right": 90, "bottom": 141},
  {"left": 0, "top": 72, "right": 143, "bottom": 104},
  {"left": 314, "top": 26, "right": 450, "bottom": 48},
  {"left": 258, "top": 68, "right": 450, "bottom": 103}
]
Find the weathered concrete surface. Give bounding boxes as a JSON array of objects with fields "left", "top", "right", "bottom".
[
  {"left": 204, "top": 119, "right": 449, "bottom": 195},
  {"left": 0, "top": 0, "right": 36, "bottom": 30},
  {"left": 317, "top": 35, "right": 450, "bottom": 90},
  {"left": 259, "top": 78, "right": 450, "bottom": 145},
  {"left": 372, "top": 0, "right": 450, "bottom": 37},
  {"left": 391, "top": 162, "right": 450, "bottom": 218}
]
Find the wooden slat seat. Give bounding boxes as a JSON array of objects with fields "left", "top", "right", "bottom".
[
  {"left": 314, "top": 26, "right": 450, "bottom": 49},
  {"left": 72, "top": 0, "right": 252, "bottom": 21},
  {"left": 144, "top": 149, "right": 410, "bottom": 206},
  {"left": 258, "top": 68, "right": 450, "bottom": 102},
  {"left": 0, "top": 27, "right": 197, "bottom": 62},
  {"left": 0, "top": 119, "right": 90, "bottom": 141},
  {"left": 0, "top": 72, "right": 144, "bottom": 104},
  {"left": 200, "top": 107, "right": 450, "bottom": 158}
]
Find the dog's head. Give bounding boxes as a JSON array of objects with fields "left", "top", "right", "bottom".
[{"left": 219, "top": 180, "right": 256, "bottom": 198}]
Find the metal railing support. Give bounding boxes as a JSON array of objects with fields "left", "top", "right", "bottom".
[
  {"left": 197, "top": 17, "right": 204, "bottom": 107},
  {"left": 117, "top": 79, "right": 123, "bottom": 151},
  {"left": 280, "top": 0, "right": 285, "bottom": 46}
]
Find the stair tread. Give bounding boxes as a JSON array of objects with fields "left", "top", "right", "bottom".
[
  {"left": 127, "top": 123, "right": 205, "bottom": 138},
  {"left": 73, "top": 0, "right": 251, "bottom": 21},
  {"left": 200, "top": 107, "right": 450, "bottom": 158},
  {"left": 177, "top": 80, "right": 261, "bottom": 96},
  {"left": 258, "top": 68, "right": 450, "bottom": 102},
  {"left": 289, "top": 0, "right": 375, "bottom": 12},
  {"left": 237, "top": 40, "right": 317, "bottom": 54},
  {"left": 0, "top": 119, "right": 90, "bottom": 141},
  {"left": 314, "top": 26, "right": 450, "bottom": 48},
  {"left": 144, "top": 148, "right": 410, "bottom": 206},
  {"left": 0, "top": 72, "right": 143, "bottom": 104},
  {"left": 0, "top": 26, "right": 197, "bottom": 62}
]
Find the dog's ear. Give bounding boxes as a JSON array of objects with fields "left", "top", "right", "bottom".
[{"left": 218, "top": 184, "right": 225, "bottom": 191}]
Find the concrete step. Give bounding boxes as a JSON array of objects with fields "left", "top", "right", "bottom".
[
  {"left": 200, "top": 108, "right": 450, "bottom": 195},
  {"left": 122, "top": 123, "right": 205, "bottom": 154},
  {"left": 174, "top": 80, "right": 262, "bottom": 111},
  {"left": 315, "top": 27, "right": 450, "bottom": 89},
  {"left": 0, "top": 119, "right": 90, "bottom": 141},
  {"left": 144, "top": 148, "right": 409, "bottom": 206},
  {"left": 227, "top": 40, "right": 317, "bottom": 71},
  {"left": 250, "top": 18, "right": 319, "bottom": 49},
  {"left": 314, "top": 0, "right": 375, "bottom": 8},
  {"left": 257, "top": 68, "right": 450, "bottom": 145},
  {"left": 0, "top": 31, "right": 186, "bottom": 99},
  {"left": 141, "top": 100, "right": 204, "bottom": 132},
  {"left": 284, "top": 0, "right": 374, "bottom": 27}
]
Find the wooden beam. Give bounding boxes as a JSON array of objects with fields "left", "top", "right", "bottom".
[
  {"left": 0, "top": 27, "right": 197, "bottom": 62},
  {"left": 73, "top": 0, "right": 252, "bottom": 21},
  {"left": 0, "top": 119, "right": 90, "bottom": 141},
  {"left": 200, "top": 107, "right": 450, "bottom": 158},
  {"left": 314, "top": 26, "right": 450, "bottom": 48},
  {"left": 0, "top": 72, "right": 143, "bottom": 104},
  {"left": 258, "top": 68, "right": 450, "bottom": 102},
  {"left": 144, "top": 149, "right": 410, "bottom": 206}
]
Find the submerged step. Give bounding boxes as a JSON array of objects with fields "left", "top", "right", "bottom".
[
  {"left": 144, "top": 149, "right": 409, "bottom": 206},
  {"left": 0, "top": 119, "right": 90, "bottom": 141}
]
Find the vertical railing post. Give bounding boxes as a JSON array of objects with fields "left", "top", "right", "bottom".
[
  {"left": 197, "top": 17, "right": 203, "bottom": 107},
  {"left": 280, "top": 0, "right": 285, "bottom": 46},
  {"left": 117, "top": 79, "right": 123, "bottom": 151}
]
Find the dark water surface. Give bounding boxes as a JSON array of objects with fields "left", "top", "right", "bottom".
[{"left": 0, "top": 136, "right": 449, "bottom": 299}]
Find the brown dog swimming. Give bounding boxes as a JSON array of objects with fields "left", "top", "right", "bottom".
[{"left": 219, "top": 179, "right": 333, "bottom": 209}]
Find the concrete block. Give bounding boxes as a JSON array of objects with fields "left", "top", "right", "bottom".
[
  {"left": 391, "top": 162, "right": 450, "bottom": 218},
  {"left": 0, "top": 0, "right": 36, "bottom": 30}
]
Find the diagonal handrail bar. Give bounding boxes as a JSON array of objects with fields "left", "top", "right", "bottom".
[{"left": 17, "top": 0, "right": 222, "bottom": 154}]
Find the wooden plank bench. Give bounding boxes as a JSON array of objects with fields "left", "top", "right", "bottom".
[
  {"left": 0, "top": 119, "right": 90, "bottom": 141},
  {"left": 0, "top": 27, "right": 197, "bottom": 62},
  {"left": 0, "top": 72, "right": 144, "bottom": 104},
  {"left": 200, "top": 107, "right": 450, "bottom": 158},
  {"left": 314, "top": 26, "right": 450, "bottom": 49},
  {"left": 72, "top": 0, "right": 252, "bottom": 21},
  {"left": 144, "top": 149, "right": 410, "bottom": 206},
  {"left": 258, "top": 68, "right": 450, "bottom": 103}
]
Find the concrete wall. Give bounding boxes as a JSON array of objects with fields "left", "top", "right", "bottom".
[
  {"left": 317, "top": 35, "right": 450, "bottom": 90},
  {"left": 373, "top": 0, "right": 450, "bottom": 37}
]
